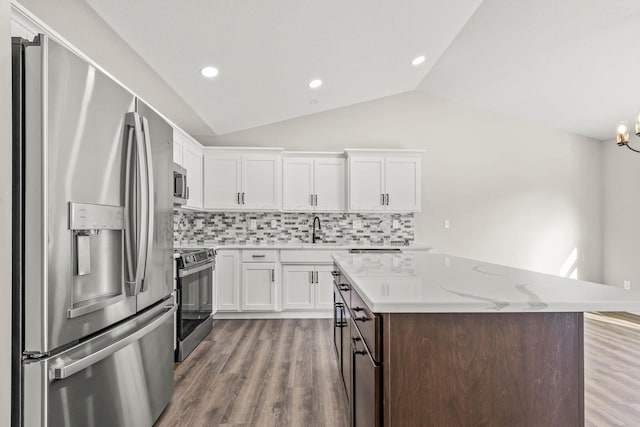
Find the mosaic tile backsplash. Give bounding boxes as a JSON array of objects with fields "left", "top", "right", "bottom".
[{"left": 174, "top": 210, "right": 414, "bottom": 246}]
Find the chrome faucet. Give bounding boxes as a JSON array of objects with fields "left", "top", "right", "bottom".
[{"left": 312, "top": 216, "right": 322, "bottom": 244}]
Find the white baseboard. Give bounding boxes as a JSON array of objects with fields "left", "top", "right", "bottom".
[{"left": 213, "top": 311, "right": 332, "bottom": 319}]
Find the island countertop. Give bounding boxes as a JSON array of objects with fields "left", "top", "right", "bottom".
[{"left": 331, "top": 252, "right": 640, "bottom": 313}]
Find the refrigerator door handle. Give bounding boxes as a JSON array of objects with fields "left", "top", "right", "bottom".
[
  {"left": 140, "top": 116, "right": 154, "bottom": 293},
  {"left": 123, "top": 127, "right": 135, "bottom": 286},
  {"left": 124, "top": 112, "right": 149, "bottom": 296},
  {"left": 50, "top": 304, "right": 176, "bottom": 380}
]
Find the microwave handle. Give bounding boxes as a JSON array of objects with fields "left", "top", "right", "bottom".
[{"left": 183, "top": 174, "right": 188, "bottom": 199}]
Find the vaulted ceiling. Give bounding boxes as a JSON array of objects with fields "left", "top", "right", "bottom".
[{"left": 86, "top": 0, "right": 640, "bottom": 141}]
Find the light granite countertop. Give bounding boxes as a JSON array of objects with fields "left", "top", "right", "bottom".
[
  {"left": 332, "top": 252, "right": 640, "bottom": 313},
  {"left": 175, "top": 243, "right": 431, "bottom": 251}
]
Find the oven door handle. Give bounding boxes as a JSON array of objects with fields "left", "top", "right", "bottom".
[{"left": 178, "top": 262, "right": 214, "bottom": 278}]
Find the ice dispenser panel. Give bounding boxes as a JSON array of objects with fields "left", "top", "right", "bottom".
[{"left": 68, "top": 202, "right": 125, "bottom": 319}]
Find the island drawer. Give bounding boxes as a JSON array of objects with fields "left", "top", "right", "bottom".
[
  {"left": 350, "top": 287, "right": 381, "bottom": 363},
  {"left": 332, "top": 269, "right": 351, "bottom": 305}
]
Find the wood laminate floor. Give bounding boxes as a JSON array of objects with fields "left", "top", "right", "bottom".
[
  {"left": 585, "top": 313, "right": 640, "bottom": 427},
  {"left": 155, "top": 319, "right": 348, "bottom": 427},
  {"left": 157, "top": 315, "right": 640, "bottom": 427}
]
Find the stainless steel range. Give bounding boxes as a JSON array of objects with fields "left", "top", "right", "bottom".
[{"left": 175, "top": 248, "right": 216, "bottom": 361}]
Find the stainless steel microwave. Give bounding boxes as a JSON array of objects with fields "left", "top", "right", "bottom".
[{"left": 174, "top": 163, "right": 188, "bottom": 205}]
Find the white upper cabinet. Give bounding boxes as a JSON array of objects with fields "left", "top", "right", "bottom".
[
  {"left": 348, "top": 156, "right": 386, "bottom": 211},
  {"left": 347, "top": 150, "right": 423, "bottom": 212},
  {"left": 283, "top": 155, "right": 345, "bottom": 212},
  {"left": 243, "top": 154, "right": 281, "bottom": 210},
  {"left": 173, "top": 138, "right": 183, "bottom": 166},
  {"left": 203, "top": 149, "right": 282, "bottom": 211},
  {"left": 385, "top": 156, "right": 421, "bottom": 211},
  {"left": 203, "top": 153, "right": 242, "bottom": 210},
  {"left": 283, "top": 158, "right": 314, "bottom": 211},
  {"left": 174, "top": 129, "right": 204, "bottom": 209}
]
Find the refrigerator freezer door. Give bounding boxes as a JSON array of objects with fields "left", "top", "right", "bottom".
[
  {"left": 23, "top": 302, "right": 176, "bottom": 427},
  {"left": 21, "top": 36, "right": 137, "bottom": 354},
  {"left": 135, "top": 100, "right": 174, "bottom": 312}
]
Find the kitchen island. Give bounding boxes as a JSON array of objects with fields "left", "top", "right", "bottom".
[{"left": 331, "top": 252, "right": 640, "bottom": 427}]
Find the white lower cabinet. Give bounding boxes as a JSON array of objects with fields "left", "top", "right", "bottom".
[
  {"left": 216, "top": 250, "right": 241, "bottom": 311},
  {"left": 314, "top": 265, "right": 334, "bottom": 310},
  {"left": 282, "top": 264, "right": 333, "bottom": 310},
  {"left": 215, "top": 249, "right": 338, "bottom": 314},
  {"left": 242, "top": 263, "right": 277, "bottom": 311}
]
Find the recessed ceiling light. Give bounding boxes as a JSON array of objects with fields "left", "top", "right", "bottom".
[
  {"left": 200, "top": 66, "right": 219, "bottom": 78},
  {"left": 411, "top": 55, "right": 426, "bottom": 66},
  {"left": 308, "top": 79, "right": 323, "bottom": 89}
]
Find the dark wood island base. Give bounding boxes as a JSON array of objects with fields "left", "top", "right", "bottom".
[
  {"left": 333, "top": 266, "right": 584, "bottom": 426},
  {"left": 382, "top": 312, "right": 584, "bottom": 426}
]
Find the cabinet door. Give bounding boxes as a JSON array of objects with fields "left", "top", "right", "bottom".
[
  {"left": 349, "top": 157, "right": 385, "bottom": 211},
  {"left": 242, "top": 154, "right": 281, "bottom": 210},
  {"left": 182, "top": 142, "right": 203, "bottom": 209},
  {"left": 385, "top": 157, "right": 421, "bottom": 212},
  {"left": 173, "top": 139, "right": 183, "bottom": 166},
  {"left": 203, "top": 153, "right": 242, "bottom": 209},
  {"left": 282, "top": 265, "right": 314, "bottom": 309},
  {"left": 314, "top": 158, "right": 346, "bottom": 211},
  {"left": 242, "top": 263, "right": 277, "bottom": 311},
  {"left": 283, "top": 158, "right": 314, "bottom": 211},
  {"left": 314, "top": 265, "right": 335, "bottom": 309},
  {"left": 216, "top": 250, "right": 240, "bottom": 311},
  {"left": 210, "top": 270, "right": 217, "bottom": 316}
]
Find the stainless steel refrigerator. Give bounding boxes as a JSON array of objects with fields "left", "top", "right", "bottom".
[{"left": 12, "top": 34, "right": 177, "bottom": 427}]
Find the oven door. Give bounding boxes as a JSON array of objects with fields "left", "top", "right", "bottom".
[{"left": 177, "top": 262, "right": 213, "bottom": 341}]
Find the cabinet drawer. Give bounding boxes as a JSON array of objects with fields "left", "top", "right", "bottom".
[
  {"left": 242, "top": 250, "right": 278, "bottom": 263},
  {"left": 280, "top": 249, "right": 347, "bottom": 264},
  {"left": 350, "top": 286, "right": 380, "bottom": 363}
]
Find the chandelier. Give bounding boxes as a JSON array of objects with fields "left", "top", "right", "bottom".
[{"left": 616, "top": 119, "right": 640, "bottom": 153}]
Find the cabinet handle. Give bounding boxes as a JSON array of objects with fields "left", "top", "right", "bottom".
[
  {"left": 271, "top": 269, "right": 275, "bottom": 282},
  {"left": 186, "top": 187, "right": 189, "bottom": 199},
  {"left": 314, "top": 194, "right": 318, "bottom": 206},
  {"left": 339, "top": 286, "right": 350, "bottom": 292},
  {"left": 252, "top": 254, "right": 266, "bottom": 258},
  {"left": 237, "top": 192, "right": 241, "bottom": 204},
  {"left": 331, "top": 271, "right": 340, "bottom": 277},
  {"left": 310, "top": 271, "right": 314, "bottom": 283},
  {"left": 242, "top": 192, "right": 245, "bottom": 205},
  {"left": 310, "top": 194, "right": 314, "bottom": 206},
  {"left": 386, "top": 193, "right": 390, "bottom": 205},
  {"left": 381, "top": 193, "right": 385, "bottom": 205},
  {"left": 351, "top": 336, "right": 367, "bottom": 354}
]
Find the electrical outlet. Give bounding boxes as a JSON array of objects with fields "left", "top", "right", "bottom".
[
  {"left": 249, "top": 219, "right": 257, "bottom": 230},
  {"left": 271, "top": 219, "right": 277, "bottom": 228},
  {"left": 624, "top": 280, "right": 631, "bottom": 290},
  {"left": 353, "top": 220, "right": 362, "bottom": 230},
  {"left": 392, "top": 219, "right": 400, "bottom": 229},
  {"left": 443, "top": 219, "right": 450, "bottom": 229}
]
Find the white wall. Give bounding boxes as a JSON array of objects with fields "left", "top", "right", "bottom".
[
  {"left": 2, "top": 0, "right": 13, "bottom": 424},
  {"left": 14, "top": 0, "right": 214, "bottom": 137},
  {"left": 203, "top": 91, "right": 603, "bottom": 282},
  {"left": 602, "top": 139, "right": 640, "bottom": 289}
]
